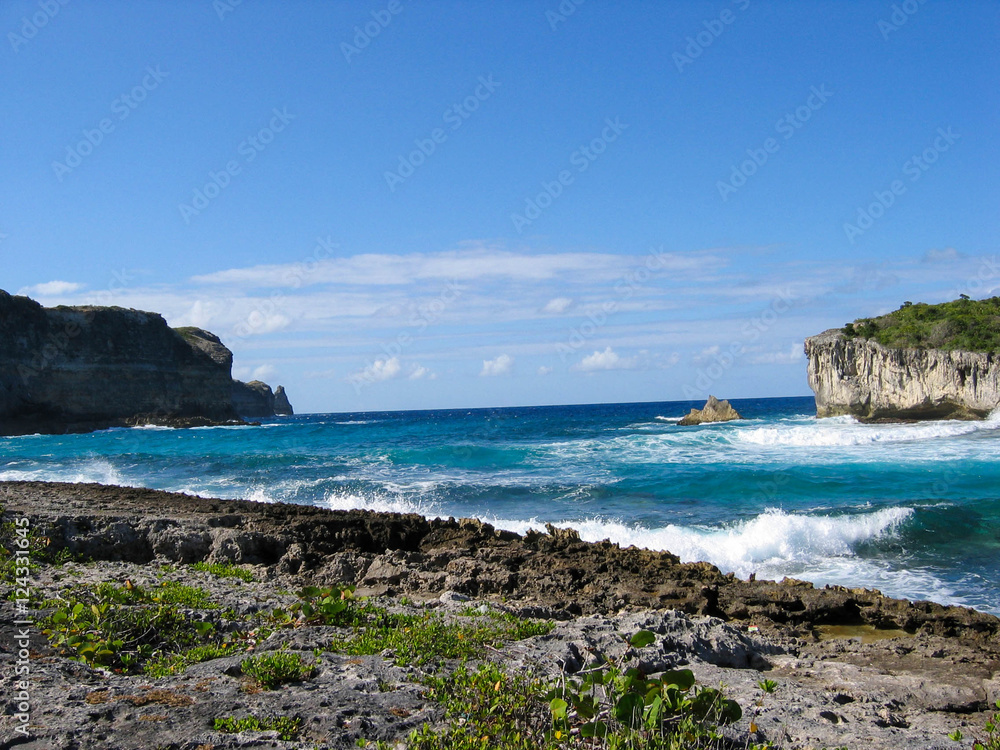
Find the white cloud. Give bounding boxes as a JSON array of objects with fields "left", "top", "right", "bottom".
[
  {"left": 350, "top": 357, "right": 401, "bottom": 384},
  {"left": 572, "top": 347, "right": 638, "bottom": 372},
  {"left": 409, "top": 364, "right": 436, "bottom": 380},
  {"left": 17, "top": 280, "right": 83, "bottom": 297},
  {"left": 537, "top": 365, "right": 553, "bottom": 376},
  {"left": 542, "top": 297, "right": 573, "bottom": 314},
  {"left": 480, "top": 354, "right": 513, "bottom": 377}
]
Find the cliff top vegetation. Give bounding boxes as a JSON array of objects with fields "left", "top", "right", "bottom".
[{"left": 843, "top": 296, "right": 1000, "bottom": 352}]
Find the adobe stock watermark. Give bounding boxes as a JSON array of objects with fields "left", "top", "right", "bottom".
[
  {"left": 681, "top": 288, "right": 797, "bottom": 399},
  {"left": 384, "top": 75, "right": 501, "bottom": 192},
  {"left": 878, "top": 0, "right": 928, "bottom": 41},
  {"left": 555, "top": 245, "right": 673, "bottom": 361},
  {"left": 843, "top": 126, "right": 959, "bottom": 244},
  {"left": 341, "top": 0, "right": 403, "bottom": 64},
  {"left": 8, "top": 0, "right": 71, "bottom": 53},
  {"left": 546, "top": 0, "right": 586, "bottom": 30},
  {"left": 178, "top": 107, "right": 295, "bottom": 224},
  {"left": 348, "top": 279, "right": 462, "bottom": 394},
  {"left": 9, "top": 515, "right": 35, "bottom": 739},
  {"left": 950, "top": 255, "right": 1000, "bottom": 301},
  {"left": 213, "top": 0, "right": 246, "bottom": 21},
  {"left": 673, "top": 0, "right": 751, "bottom": 73},
  {"left": 510, "top": 116, "right": 627, "bottom": 233},
  {"left": 51, "top": 66, "right": 168, "bottom": 182},
  {"left": 717, "top": 85, "right": 832, "bottom": 201}
]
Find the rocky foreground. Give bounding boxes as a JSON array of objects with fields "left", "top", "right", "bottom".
[{"left": 1, "top": 481, "right": 999, "bottom": 749}]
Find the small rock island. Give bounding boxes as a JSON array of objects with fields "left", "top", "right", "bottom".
[
  {"left": 677, "top": 395, "right": 743, "bottom": 426},
  {"left": 805, "top": 297, "right": 1000, "bottom": 421},
  {"left": 0, "top": 290, "right": 291, "bottom": 435}
]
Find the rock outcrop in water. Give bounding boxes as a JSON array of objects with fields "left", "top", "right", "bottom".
[
  {"left": 677, "top": 395, "right": 743, "bottom": 426},
  {"left": 0, "top": 291, "right": 291, "bottom": 434},
  {"left": 805, "top": 328, "right": 1000, "bottom": 421},
  {"left": 274, "top": 384, "right": 294, "bottom": 415},
  {"left": 232, "top": 380, "right": 295, "bottom": 418}
]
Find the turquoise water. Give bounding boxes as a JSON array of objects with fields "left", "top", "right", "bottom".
[{"left": 3, "top": 396, "right": 1000, "bottom": 614}]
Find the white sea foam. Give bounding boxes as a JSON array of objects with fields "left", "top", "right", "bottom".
[
  {"left": 0, "top": 458, "right": 135, "bottom": 487},
  {"left": 734, "top": 413, "right": 1000, "bottom": 448},
  {"left": 322, "top": 489, "right": 442, "bottom": 517},
  {"left": 477, "top": 506, "right": 931, "bottom": 599}
]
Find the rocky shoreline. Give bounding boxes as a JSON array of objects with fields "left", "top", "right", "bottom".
[{"left": 1, "top": 481, "right": 998, "bottom": 749}]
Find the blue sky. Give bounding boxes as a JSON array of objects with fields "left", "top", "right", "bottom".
[{"left": 2, "top": 0, "right": 998, "bottom": 413}]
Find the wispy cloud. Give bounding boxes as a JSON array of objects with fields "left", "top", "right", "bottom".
[
  {"left": 17, "top": 280, "right": 83, "bottom": 297},
  {"left": 542, "top": 297, "right": 573, "bottom": 314}
]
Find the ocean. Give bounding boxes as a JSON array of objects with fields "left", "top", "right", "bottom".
[{"left": 3, "top": 396, "right": 999, "bottom": 614}]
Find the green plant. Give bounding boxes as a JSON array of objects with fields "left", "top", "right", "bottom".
[
  {"left": 41, "top": 581, "right": 220, "bottom": 673},
  {"left": 191, "top": 561, "right": 255, "bottom": 582},
  {"left": 546, "top": 633, "right": 741, "bottom": 747},
  {"left": 407, "top": 637, "right": 753, "bottom": 750},
  {"left": 144, "top": 643, "right": 242, "bottom": 678},
  {"left": 329, "top": 609, "right": 553, "bottom": 666},
  {"left": 213, "top": 715, "right": 301, "bottom": 741},
  {"left": 409, "top": 662, "right": 547, "bottom": 749},
  {"left": 270, "top": 584, "right": 367, "bottom": 628},
  {"left": 241, "top": 650, "right": 316, "bottom": 689},
  {"left": 950, "top": 698, "right": 1000, "bottom": 749}
]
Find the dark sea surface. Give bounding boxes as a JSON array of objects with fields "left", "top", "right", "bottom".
[{"left": 4, "top": 395, "right": 1000, "bottom": 613}]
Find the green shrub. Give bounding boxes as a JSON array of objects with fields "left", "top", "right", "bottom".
[
  {"left": 41, "top": 581, "right": 219, "bottom": 673},
  {"left": 145, "top": 643, "right": 242, "bottom": 678},
  {"left": 241, "top": 650, "right": 316, "bottom": 689},
  {"left": 213, "top": 715, "right": 301, "bottom": 741},
  {"left": 191, "top": 561, "right": 255, "bottom": 582},
  {"left": 329, "top": 609, "right": 553, "bottom": 666},
  {"left": 405, "top": 631, "right": 758, "bottom": 750}
]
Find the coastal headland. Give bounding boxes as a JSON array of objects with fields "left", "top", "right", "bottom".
[{"left": 2, "top": 480, "right": 998, "bottom": 749}]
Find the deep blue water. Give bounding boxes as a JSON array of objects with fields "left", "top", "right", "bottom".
[{"left": 4, "top": 395, "right": 1000, "bottom": 613}]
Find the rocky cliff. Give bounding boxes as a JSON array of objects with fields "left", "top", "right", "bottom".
[
  {"left": 0, "top": 291, "right": 245, "bottom": 435},
  {"left": 805, "top": 328, "right": 1000, "bottom": 421}
]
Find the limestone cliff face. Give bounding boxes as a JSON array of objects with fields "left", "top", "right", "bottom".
[
  {"left": 805, "top": 328, "right": 1000, "bottom": 421},
  {"left": 0, "top": 291, "right": 241, "bottom": 435}
]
